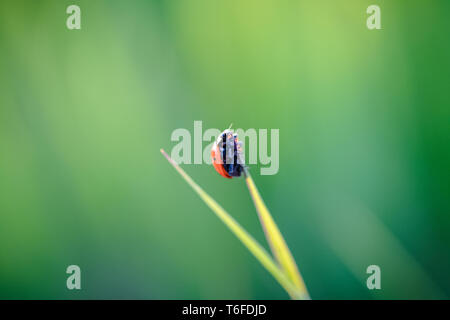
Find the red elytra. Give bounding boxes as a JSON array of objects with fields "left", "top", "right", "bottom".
[{"left": 211, "top": 143, "right": 231, "bottom": 178}]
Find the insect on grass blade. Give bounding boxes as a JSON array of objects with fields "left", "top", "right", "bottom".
[{"left": 160, "top": 149, "right": 306, "bottom": 299}]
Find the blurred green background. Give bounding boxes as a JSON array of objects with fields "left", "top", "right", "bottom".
[{"left": 0, "top": 0, "right": 449, "bottom": 299}]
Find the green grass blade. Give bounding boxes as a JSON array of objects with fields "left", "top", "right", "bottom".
[
  {"left": 160, "top": 149, "right": 307, "bottom": 299},
  {"left": 244, "top": 172, "right": 310, "bottom": 299}
]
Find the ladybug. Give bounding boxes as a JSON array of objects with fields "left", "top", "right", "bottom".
[{"left": 211, "top": 128, "right": 244, "bottom": 178}]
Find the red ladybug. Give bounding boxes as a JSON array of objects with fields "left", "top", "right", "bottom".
[{"left": 211, "top": 128, "right": 244, "bottom": 178}]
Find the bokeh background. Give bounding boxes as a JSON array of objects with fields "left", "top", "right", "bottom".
[{"left": 0, "top": 0, "right": 449, "bottom": 299}]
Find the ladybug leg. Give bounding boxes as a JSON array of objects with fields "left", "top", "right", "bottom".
[{"left": 235, "top": 139, "right": 245, "bottom": 177}]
